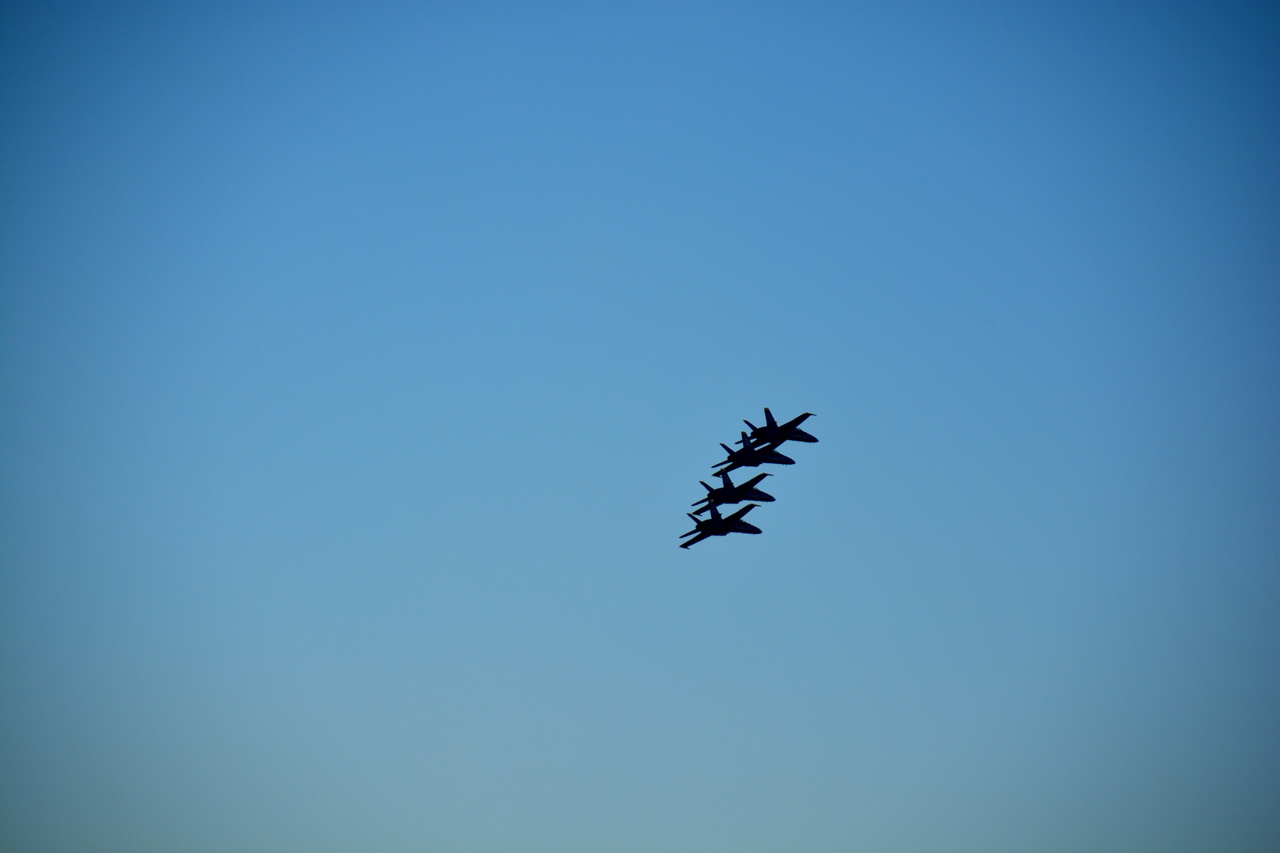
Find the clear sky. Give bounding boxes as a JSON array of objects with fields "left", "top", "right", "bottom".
[{"left": 3, "top": 3, "right": 1278, "bottom": 851}]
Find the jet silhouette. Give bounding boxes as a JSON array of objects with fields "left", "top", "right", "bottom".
[
  {"left": 739, "top": 408, "right": 818, "bottom": 448},
  {"left": 679, "top": 503, "right": 762, "bottom": 548},
  {"left": 713, "top": 430, "right": 795, "bottom": 476},
  {"left": 691, "top": 471, "right": 774, "bottom": 515}
]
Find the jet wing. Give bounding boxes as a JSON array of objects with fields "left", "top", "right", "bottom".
[
  {"left": 712, "top": 459, "right": 743, "bottom": 476},
  {"left": 759, "top": 447, "right": 795, "bottom": 464},
  {"left": 680, "top": 531, "right": 712, "bottom": 548}
]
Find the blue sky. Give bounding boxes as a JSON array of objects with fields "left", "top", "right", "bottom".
[{"left": 3, "top": 3, "right": 1278, "bottom": 851}]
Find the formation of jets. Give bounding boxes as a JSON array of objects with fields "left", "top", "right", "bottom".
[{"left": 680, "top": 408, "right": 817, "bottom": 548}]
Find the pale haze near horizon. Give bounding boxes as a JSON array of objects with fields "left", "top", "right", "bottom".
[{"left": 2, "top": 3, "right": 1278, "bottom": 851}]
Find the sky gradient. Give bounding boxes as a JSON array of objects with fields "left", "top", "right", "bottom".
[{"left": 3, "top": 3, "right": 1279, "bottom": 851}]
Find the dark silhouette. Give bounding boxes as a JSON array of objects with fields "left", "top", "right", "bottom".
[
  {"left": 679, "top": 503, "right": 762, "bottom": 548},
  {"left": 691, "top": 471, "right": 774, "bottom": 515},
  {"left": 713, "top": 430, "right": 795, "bottom": 475},
  {"left": 739, "top": 408, "right": 818, "bottom": 448}
]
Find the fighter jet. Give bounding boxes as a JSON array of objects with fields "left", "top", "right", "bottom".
[
  {"left": 739, "top": 408, "right": 818, "bottom": 449},
  {"left": 691, "top": 471, "right": 774, "bottom": 515},
  {"left": 713, "top": 431, "right": 795, "bottom": 476},
  {"left": 679, "top": 503, "right": 762, "bottom": 548}
]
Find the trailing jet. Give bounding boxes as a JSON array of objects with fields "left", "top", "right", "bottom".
[
  {"left": 713, "top": 431, "right": 795, "bottom": 475},
  {"left": 691, "top": 471, "right": 774, "bottom": 515},
  {"left": 679, "top": 503, "right": 761, "bottom": 548},
  {"left": 739, "top": 408, "right": 818, "bottom": 448}
]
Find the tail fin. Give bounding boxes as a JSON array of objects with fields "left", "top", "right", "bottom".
[{"left": 764, "top": 407, "right": 777, "bottom": 427}]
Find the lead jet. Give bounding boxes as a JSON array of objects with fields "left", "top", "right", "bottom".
[
  {"left": 713, "top": 431, "right": 795, "bottom": 476},
  {"left": 679, "top": 503, "right": 761, "bottom": 548},
  {"left": 739, "top": 408, "right": 818, "bottom": 449},
  {"left": 691, "top": 471, "right": 774, "bottom": 515}
]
